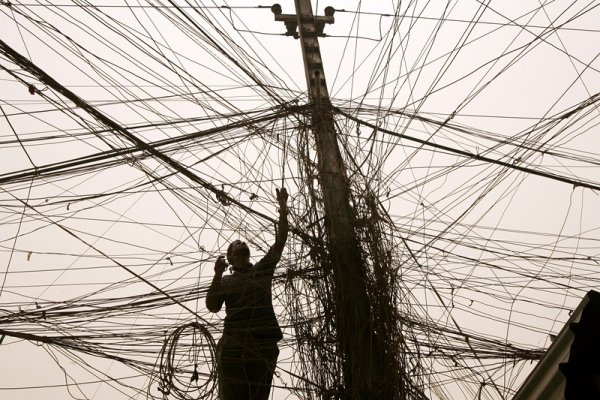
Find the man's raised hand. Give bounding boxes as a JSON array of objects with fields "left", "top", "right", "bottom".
[
  {"left": 276, "top": 187, "right": 288, "bottom": 209},
  {"left": 214, "top": 255, "right": 227, "bottom": 276}
]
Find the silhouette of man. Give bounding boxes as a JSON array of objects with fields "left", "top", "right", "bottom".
[{"left": 206, "top": 188, "right": 289, "bottom": 400}]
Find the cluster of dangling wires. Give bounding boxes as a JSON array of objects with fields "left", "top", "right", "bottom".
[
  {"left": 275, "top": 108, "right": 428, "bottom": 400},
  {"left": 151, "top": 321, "right": 217, "bottom": 400},
  {"left": 277, "top": 105, "right": 552, "bottom": 400}
]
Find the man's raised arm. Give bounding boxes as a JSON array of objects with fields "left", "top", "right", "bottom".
[{"left": 264, "top": 188, "right": 289, "bottom": 264}]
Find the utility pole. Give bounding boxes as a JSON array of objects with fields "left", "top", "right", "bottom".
[{"left": 273, "top": 2, "right": 394, "bottom": 398}]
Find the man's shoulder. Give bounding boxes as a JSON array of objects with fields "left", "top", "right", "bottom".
[{"left": 253, "top": 255, "right": 277, "bottom": 273}]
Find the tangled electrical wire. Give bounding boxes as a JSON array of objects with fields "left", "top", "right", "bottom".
[
  {"left": 150, "top": 321, "right": 217, "bottom": 400},
  {"left": 1, "top": 1, "right": 600, "bottom": 400}
]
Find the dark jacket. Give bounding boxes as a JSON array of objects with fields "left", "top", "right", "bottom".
[
  {"left": 212, "top": 255, "right": 283, "bottom": 341},
  {"left": 206, "top": 207, "right": 288, "bottom": 341}
]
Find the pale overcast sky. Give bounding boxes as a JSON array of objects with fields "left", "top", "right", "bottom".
[{"left": 1, "top": 1, "right": 600, "bottom": 399}]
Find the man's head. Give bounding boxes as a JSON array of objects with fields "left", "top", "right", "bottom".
[{"left": 227, "top": 240, "right": 250, "bottom": 267}]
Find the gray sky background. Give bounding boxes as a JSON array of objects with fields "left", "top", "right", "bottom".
[{"left": 1, "top": 1, "right": 600, "bottom": 399}]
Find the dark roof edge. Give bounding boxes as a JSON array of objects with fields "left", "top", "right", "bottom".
[{"left": 512, "top": 290, "right": 599, "bottom": 400}]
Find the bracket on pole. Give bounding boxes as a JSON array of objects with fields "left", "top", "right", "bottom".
[{"left": 271, "top": 4, "right": 335, "bottom": 38}]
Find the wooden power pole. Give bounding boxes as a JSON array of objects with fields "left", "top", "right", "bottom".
[{"left": 273, "top": 2, "right": 392, "bottom": 398}]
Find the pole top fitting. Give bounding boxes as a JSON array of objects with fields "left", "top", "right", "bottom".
[{"left": 271, "top": 4, "right": 282, "bottom": 15}]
